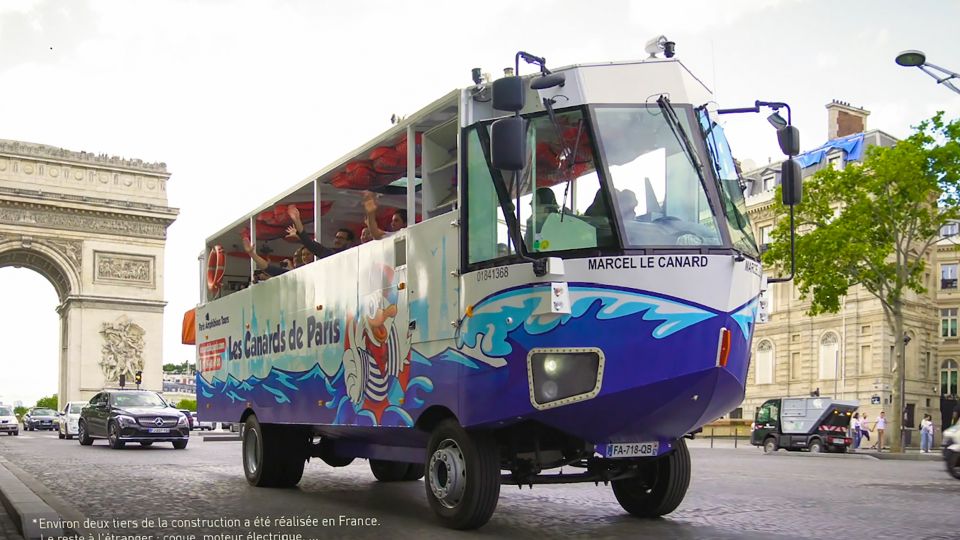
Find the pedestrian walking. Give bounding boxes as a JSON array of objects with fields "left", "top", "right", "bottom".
[
  {"left": 850, "top": 413, "right": 861, "bottom": 450},
  {"left": 860, "top": 413, "right": 871, "bottom": 447},
  {"left": 920, "top": 414, "right": 935, "bottom": 453},
  {"left": 871, "top": 411, "right": 887, "bottom": 452}
]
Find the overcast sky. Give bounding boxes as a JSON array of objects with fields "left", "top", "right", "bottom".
[{"left": 0, "top": 0, "right": 957, "bottom": 406}]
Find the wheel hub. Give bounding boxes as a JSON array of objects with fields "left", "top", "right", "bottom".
[
  {"left": 244, "top": 427, "right": 260, "bottom": 475},
  {"left": 429, "top": 439, "right": 466, "bottom": 508}
]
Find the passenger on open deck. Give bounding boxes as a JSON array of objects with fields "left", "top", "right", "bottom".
[
  {"left": 362, "top": 191, "right": 407, "bottom": 240},
  {"left": 285, "top": 205, "right": 355, "bottom": 259}
]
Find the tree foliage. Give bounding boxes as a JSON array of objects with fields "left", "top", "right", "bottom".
[
  {"left": 35, "top": 395, "right": 58, "bottom": 409},
  {"left": 765, "top": 113, "right": 959, "bottom": 316},
  {"left": 14, "top": 406, "right": 26, "bottom": 418},
  {"left": 176, "top": 398, "right": 197, "bottom": 412}
]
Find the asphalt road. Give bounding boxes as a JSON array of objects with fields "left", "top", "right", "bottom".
[{"left": 1, "top": 430, "right": 958, "bottom": 540}]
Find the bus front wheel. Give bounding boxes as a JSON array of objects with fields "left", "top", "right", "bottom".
[
  {"left": 612, "top": 438, "right": 691, "bottom": 518},
  {"left": 424, "top": 419, "right": 500, "bottom": 530}
]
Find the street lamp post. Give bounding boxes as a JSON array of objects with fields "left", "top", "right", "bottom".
[{"left": 895, "top": 50, "right": 960, "bottom": 95}]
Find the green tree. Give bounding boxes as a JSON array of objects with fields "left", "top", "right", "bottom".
[
  {"left": 35, "top": 395, "right": 58, "bottom": 410},
  {"left": 163, "top": 363, "right": 179, "bottom": 373},
  {"left": 14, "top": 406, "right": 26, "bottom": 419},
  {"left": 176, "top": 398, "right": 197, "bottom": 412},
  {"left": 765, "top": 113, "right": 960, "bottom": 452}
]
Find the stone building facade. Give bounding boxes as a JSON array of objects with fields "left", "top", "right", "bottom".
[{"left": 740, "top": 101, "right": 960, "bottom": 438}]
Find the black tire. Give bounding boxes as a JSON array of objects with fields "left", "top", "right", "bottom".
[
  {"left": 424, "top": 419, "right": 500, "bottom": 530},
  {"left": 808, "top": 439, "right": 823, "bottom": 453},
  {"left": 66, "top": 434, "right": 73, "bottom": 440},
  {"left": 241, "top": 415, "right": 306, "bottom": 488},
  {"left": 612, "top": 438, "right": 691, "bottom": 518},
  {"left": 403, "top": 463, "right": 425, "bottom": 481},
  {"left": 140, "top": 442, "right": 154, "bottom": 447},
  {"left": 763, "top": 437, "right": 777, "bottom": 454},
  {"left": 77, "top": 422, "right": 93, "bottom": 446},
  {"left": 947, "top": 452, "right": 960, "bottom": 480},
  {"left": 173, "top": 440, "right": 188, "bottom": 450},
  {"left": 58, "top": 431, "right": 65, "bottom": 440},
  {"left": 107, "top": 422, "right": 125, "bottom": 449},
  {"left": 370, "top": 460, "right": 412, "bottom": 482}
]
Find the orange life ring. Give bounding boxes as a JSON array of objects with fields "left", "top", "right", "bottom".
[{"left": 206, "top": 245, "right": 225, "bottom": 292}]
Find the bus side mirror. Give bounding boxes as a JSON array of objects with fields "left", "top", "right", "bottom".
[
  {"left": 491, "top": 117, "right": 527, "bottom": 171},
  {"left": 492, "top": 76, "right": 525, "bottom": 112},
  {"left": 781, "top": 159, "right": 802, "bottom": 206},
  {"left": 777, "top": 125, "right": 800, "bottom": 156}
]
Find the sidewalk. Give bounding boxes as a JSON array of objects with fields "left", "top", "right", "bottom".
[
  {"left": 0, "top": 456, "right": 85, "bottom": 540},
  {"left": 0, "top": 500, "right": 24, "bottom": 540},
  {"left": 687, "top": 436, "right": 943, "bottom": 461}
]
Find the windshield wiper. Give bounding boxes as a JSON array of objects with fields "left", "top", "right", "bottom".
[{"left": 656, "top": 95, "right": 704, "bottom": 179}]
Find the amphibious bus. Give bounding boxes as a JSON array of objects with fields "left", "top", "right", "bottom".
[{"left": 187, "top": 43, "right": 801, "bottom": 529}]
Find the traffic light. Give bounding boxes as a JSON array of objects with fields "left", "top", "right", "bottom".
[{"left": 134, "top": 370, "right": 142, "bottom": 386}]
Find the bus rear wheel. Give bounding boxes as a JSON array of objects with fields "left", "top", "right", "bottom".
[
  {"left": 612, "top": 438, "right": 691, "bottom": 518},
  {"left": 242, "top": 415, "right": 307, "bottom": 488},
  {"left": 424, "top": 419, "right": 500, "bottom": 530}
]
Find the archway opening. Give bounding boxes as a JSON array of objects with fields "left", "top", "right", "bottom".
[{"left": 0, "top": 267, "right": 61, "bottom": 412}]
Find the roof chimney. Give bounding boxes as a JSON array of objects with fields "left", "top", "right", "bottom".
[{"left": 826, "top": 99, "right": 870, "bottom": 139}]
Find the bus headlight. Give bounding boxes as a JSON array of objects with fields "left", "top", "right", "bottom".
[{"left": 528, "top": 349, "right": 604, "bottom": 410}]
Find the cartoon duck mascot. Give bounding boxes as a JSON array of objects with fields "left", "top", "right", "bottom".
[{"left": 342, "top": 264, "right": 411, "bottom": 424}]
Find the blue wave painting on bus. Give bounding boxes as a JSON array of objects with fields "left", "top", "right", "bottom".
[{"left": 186, "top": 42, "right": 802, "bottom": 530}]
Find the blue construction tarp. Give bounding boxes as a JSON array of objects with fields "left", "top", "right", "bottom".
[{"left": 795, "top": 133, "right": 865, "bottom": 169}]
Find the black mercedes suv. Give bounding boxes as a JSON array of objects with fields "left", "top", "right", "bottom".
[{"left": 78, "top": 390, "right": 189, "bottom": 449}]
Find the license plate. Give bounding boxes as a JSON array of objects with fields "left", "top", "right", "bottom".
[
  {"left": 147, "top": 428, "right": 170, "bottom": 433},
  {"left": 832, "top": 438, "right": 846, "bottom": 444},
  {"left": 603, "top": 442, "right": 659, "bottom": 458}
]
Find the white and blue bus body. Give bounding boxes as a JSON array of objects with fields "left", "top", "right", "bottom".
[{"left": 193, "top": 54, "right": 768, "bottom": 529}]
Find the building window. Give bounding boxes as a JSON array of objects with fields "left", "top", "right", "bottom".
[
  {"left": 943, "top": 308, "right": 959, "bottom": 338},
  {"left": 860, "top": 325, "right": 871, "bottom": 336},
  {"left": 791, "top": 352, "right": 802, "bottom": 380},
  {"left": 828, "top": 154, "right": 844, "bottom": 170},
  {"left": 762, "top": 175, "right": 775, "bottom": 192},
  {"left": 943, "top": 263, "right": 958, "bottom": 290},
  {"left": 942, "top": 222, "right": 959, "bottom": 238},
  {"left": 729, "top": 407, "right": 743, "bottom": 419},
  {"left": 756, "top": 340, "right": 775, "bottom": 385},
  {"left": 942, "top": 359, "right": 959, "bottom": 398},
  {"left": 860, "top": 344, "right": 872, "bottom": 375},
  {"left": 819, "top": 332, "right": 839, "bottom": 380}
]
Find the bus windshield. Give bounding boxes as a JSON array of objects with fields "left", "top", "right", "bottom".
[
  {"left": 697, "top": 108, "right": 759, "bottom": 258},
  {"left": 591, "top": 106, "right": 723, "bottom": 248}
]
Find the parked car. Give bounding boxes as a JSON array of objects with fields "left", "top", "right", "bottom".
[
  {"left": 0, "top": 405, "right": 18, "bottom": 436},
  {"left": 191, "top": 412, "right": 214, "bottom": 431},
  {"left": 178, "top": 409, "right": 196, "bottom": 430},
  {"left": 57, "top": 401, "right": 87, "bottom": 440},
  {"left": 78, "top": 390, "right": 189, "bottom": 449},
  {"left": 23, "top": 407, "right": 58, "bottom": 431}
]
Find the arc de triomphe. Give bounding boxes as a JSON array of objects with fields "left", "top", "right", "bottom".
[{"left": 0, "top": 139, "right": 177, "bottom": 405}]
